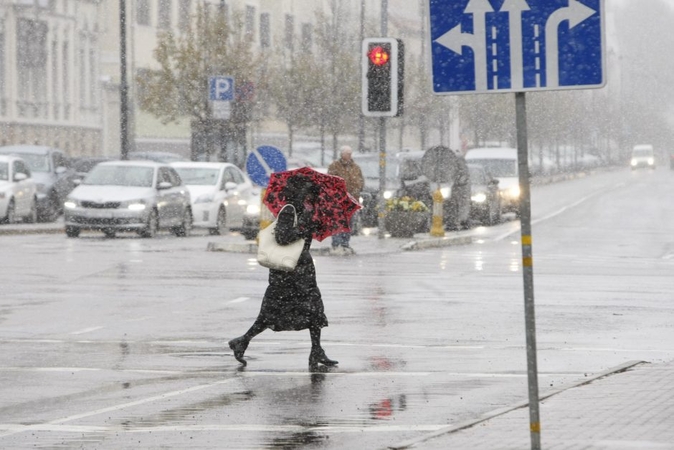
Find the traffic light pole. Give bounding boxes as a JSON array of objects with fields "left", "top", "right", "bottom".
[
  {"left": 377, "top": 116, "right": 386, "bottom": 239},
  {"left": 119, "top": 0, "right": 130, "bottom": 160}
]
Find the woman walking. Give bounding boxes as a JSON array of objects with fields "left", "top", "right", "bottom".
[{"left": 228, "top": 175, "right": 339, "bottom": 369}]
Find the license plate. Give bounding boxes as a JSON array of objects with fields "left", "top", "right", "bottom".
[{"left": 86, "top": 210, "right": 114, "bottom": 219}]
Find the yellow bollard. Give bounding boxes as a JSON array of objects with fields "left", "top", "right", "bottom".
[
  {"left": 430, "top": 188, "right": 445, "bottom": 237},
  {"left": 257, "top": 189, "right": 273, "bottom": 244}
]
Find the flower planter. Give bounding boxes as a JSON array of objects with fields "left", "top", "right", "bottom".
[{"left": 385, "top": 211, "right": 427, "bottom": 238}]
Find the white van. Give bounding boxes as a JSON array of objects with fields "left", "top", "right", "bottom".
[
  {"left": 631, "top": 144, "right": 655, "bottom": 170},
  {"left": 465, "top": 147, "right": 520, "bottom": 215}
]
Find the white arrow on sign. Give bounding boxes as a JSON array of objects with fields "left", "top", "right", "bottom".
[
  {"left": 434, "top": 0, "right": 494, "bottom": 92},
  {"left": 250, "top": 147, "right": 275, "bottom": 178},
  {"left": 545, "top": 0, "right": 596, "bottom": 88},
  {"left": 501, "top": 0, "right": 530, "bottom": 91}
]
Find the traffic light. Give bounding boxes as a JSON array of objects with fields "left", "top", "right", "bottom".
[{"left": 362, "top": 38, "right": 404, "bottom": 117}]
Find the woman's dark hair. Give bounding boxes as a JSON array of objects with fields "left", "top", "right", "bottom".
[{"left": 280, "top": 175, "right": 319, "bottom": 205}]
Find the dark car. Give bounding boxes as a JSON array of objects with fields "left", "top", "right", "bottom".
[
  {"left": 0, "top": 145, "right": 77, "bottom": 221},
  {"left": 352, "top": 153, "right": 407, "bottom": 228},
  {"left": 467, "top": 163, "right": 501, "bottom": 225}
]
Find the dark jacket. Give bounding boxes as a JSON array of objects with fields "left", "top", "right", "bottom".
[{"left": 256, "top": 204, "right": 328, "bottom": 331}]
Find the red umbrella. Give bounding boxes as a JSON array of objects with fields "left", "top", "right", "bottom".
[{"left": 263, "top": 167, "right": 361, "bottom": 242}]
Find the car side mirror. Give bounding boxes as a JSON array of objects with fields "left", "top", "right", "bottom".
[
  {"left": 157, "top": 181, "right": 173, "bottom": 190},
  {"left": 489, "top": 178, "right": 500, "bottom": 185},
  {"left": 56, "top": 166, "right": 67, "bottom": 175},
  {"left": 73, "top": 178, "right": 82, "bottom": 186},
  {"left": 14, "top": 173, "right": 28, "bottom": 182},
  {"left": 224, "top": 181, "right": 237, "bottom": 191}
]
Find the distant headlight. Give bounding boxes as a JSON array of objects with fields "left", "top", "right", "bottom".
[
  {"left": 383, "top": 190, "right": 394, "bottom": 200},
  {"left": 631, "top": 159, "right": 638, "bottom": 166},
  {"left": 246, "top": 204, "right": 260, "bottom": 215},
  {"left": 64, "top": 199, "right": 79, "bottom": 209},
  {"left": 119, "top": 199, "right": 147, "bottom": 211},
  {"left": 440, "top": 187, "right": 451, "bottom": 199},
  {"left": 504, "top": 185, "right": 520, "bottom": 198},
  {"left": 648, "top": 158, "right": 654, "bottom": 165},
  {"left": 195, "top": 193, "right": 214, "bottom": 204},
  {"left": 471, "top": 193, "right": 487, "bottom": 203}
]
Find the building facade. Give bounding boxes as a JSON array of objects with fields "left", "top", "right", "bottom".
[{"left": 0, "top": 0, "right": 103, "bottom": 156}]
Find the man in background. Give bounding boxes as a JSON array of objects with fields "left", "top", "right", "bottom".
[{"left": 328, "top": 145, "right": 364, "bottom": 253}]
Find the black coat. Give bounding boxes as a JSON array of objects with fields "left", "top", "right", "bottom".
[{"left": 256, "top": 204, "right": 328, "bottom": 332}]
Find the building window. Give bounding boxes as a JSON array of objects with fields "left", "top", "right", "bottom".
[
  {"left": 16, "top": 19, "right": 48, "bottom": 118},
  {"left": 158, "top": 0, "right": 171, "bottom": 29},
  {"left": 284, "top": 14, "right": 294, "bottom": 50},
  {"left": 0, "top": 31, "right": 5, "bottom": 115},
  {"left": 260, "top": 12, "right": 270, "bottom": 48},
  {"left": 301, "top": 23, "right": 312, "bottom": 52},
  {"left": 62, "top": 41, "right": 69, "bottom": 119},
  {"left": 89, "top": 49, "right": 97, "bottom": 108},
  {"left": 245, "top": 5, "right": 255, "bottom": 40},
  {"left": 137, "top": 0, "right": 151, "bottom": 26},
  {"left": 178, "top": 0, "right": 191, "bottom": 31},
  {"left": 51, "top": 40, "right": 59, "bottom": 119}
]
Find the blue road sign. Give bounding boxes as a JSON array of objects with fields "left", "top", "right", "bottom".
[
  {"left": 209, "top": 76, "right": 235, "bottom": 101},
  {"left": 246, "top": 146, "right": 287, "bottom": 187},
  {"left": 428, "top": 0, "right": 605, "bottom": 94}
]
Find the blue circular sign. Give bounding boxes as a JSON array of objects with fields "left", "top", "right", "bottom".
[{"left": 246, "top": 146, "right": 287, "bottom": 187}]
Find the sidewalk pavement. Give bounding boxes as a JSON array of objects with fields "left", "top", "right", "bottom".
[
  {"left": 0, "top": 218, "right": 475, "bottom": 255},
  {"left": 387, "top": 359, "right": 674, "bottom": 450}
]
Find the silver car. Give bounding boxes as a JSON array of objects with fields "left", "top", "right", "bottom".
[{"left": 64, "top": 161, "right": 192, "bottom": 238}]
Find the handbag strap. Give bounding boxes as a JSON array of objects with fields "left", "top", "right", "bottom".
[{"left": 278, "top": 204, "right": 298, "bottom": 226}]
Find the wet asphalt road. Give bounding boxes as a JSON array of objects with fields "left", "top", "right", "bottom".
[{"left": 1, "top": 168, "right": 673, "bottom": 449}]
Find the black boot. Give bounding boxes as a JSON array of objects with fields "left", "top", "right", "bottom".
[
  {"left": 309, "top": 347, "right": 338, "bottom": 368},
  {"left": 228, "top": 336, "right": 249, "bottom": 366}
]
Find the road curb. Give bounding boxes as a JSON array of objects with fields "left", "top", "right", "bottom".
[
  {"left": 386, "top": 360, "right": 647, "bottom": 450},
  {"left": 0, "top": 226, "right": 64, "bottom": 236},
  {"left": 401, "top": 235, "right": 473, "bottom": 251}
]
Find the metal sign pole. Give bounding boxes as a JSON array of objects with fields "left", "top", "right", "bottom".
[
  {"left": 377, "top": 0, "right": 389, "bottom": 240},
  {"left": 515, "top": 92, "right": 541, "bottom": 450}
]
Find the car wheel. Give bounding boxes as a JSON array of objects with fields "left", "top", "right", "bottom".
[
  {"left": 173, "top": 208, "right": 192, "bottom": 237},
  {"left": 242, "top": 229, "right": 258, "bottom": 240},
  {"left": 103, "top": 228, "right": 116, "bottom": 239},
  {"left": 141, "top": 210, "right": 159, "bottom": 238},
  {"left": 65, "top": 226, "right": 80, "bottom": 238},
  {"left": 210, "top": 207, "right": 227, "bottom": 236},
  {"left": 25, "top": 198, "right": 38, "bottom": 223},
  {"left": 4, "top": 200, "right": 16, "bottom": 224}
]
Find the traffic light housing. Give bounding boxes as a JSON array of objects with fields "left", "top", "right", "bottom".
[{"left": 362, "top": 38, "right": 404, "bottom": 117}]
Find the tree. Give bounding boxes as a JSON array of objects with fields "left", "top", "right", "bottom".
[{"left": 137, "top": 6, "right": 262, "bottom": 163}]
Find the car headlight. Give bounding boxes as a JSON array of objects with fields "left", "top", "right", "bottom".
[
  {"left": 471, "top": 193, "right": 487, "bottom": 203},
  {"left": 119, "top": 199, "right": 147, "bottom": 211},
  {"left": 504, "top": 185, "right": 520, "bottom": 198},
  {"left": 195, "top": 193, "right": 215, "bottom": 204},
  {"left": 246, "top": 204, "right": 260, "bottom": 215},
  {"left": 648, "top": 158, "right": 654, "bottom": 165},
  {"left": 383, "top": 190, "right": 394, "bottom": 200},
  {"left": 440, "top": 187, "right": 451, "bottom": 199},
  {"left": 64, "top": 198, "right": 80, "bottom": 209},
  {"left": 631, "top": 159, "right": 638, "bottom": 166}
]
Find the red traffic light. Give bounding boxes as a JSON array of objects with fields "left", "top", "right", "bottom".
[{"left": 368, "top": 46, "right": 390, "bottom": 66}]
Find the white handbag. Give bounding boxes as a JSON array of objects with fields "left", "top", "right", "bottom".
[{"left": 257, "top": 204, "right": 305, "bottom": 271}]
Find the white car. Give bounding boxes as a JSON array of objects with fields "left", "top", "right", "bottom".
[
  {"left": 64, "top": 161, "right": 192, "bottom": 238},
  {"left": 171, "top": 162, "right": 259, "bottom": 237},
  {"left": 0, "top": 155, "right": 38, "bottom": 224},
  {"left": 465, "top": 147, "right": 520, "bottom": 216}
]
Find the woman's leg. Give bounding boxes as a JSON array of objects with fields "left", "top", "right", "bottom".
[
  {"left": 229, "top": 318, "right": 266, "bottom": 366},
  {"left": 309, "top": 326, "right": 338, "bottom": 368}
]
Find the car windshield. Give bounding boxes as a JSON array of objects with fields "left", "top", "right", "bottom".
[
  {"left": 633, "top": 149, "right": 653, "bottom": 157},
  {"left": 7, "top": 153, "right": 50, "bottom": 173},
  {"left": 174, "top": 168, "right": 220, "bottom": 186},
  {"left": 84, "top": 165, "right": 154, "bottom": 187},
  {"left": 467, "top": 159, "right": 517, "bottom": 178},
  {"left": 468, "top": 167, "right": 487, "bottom": 184},
  {"left": 0, "top": 163, "right": 8, "bottom": 181},
  {"left": 355, "top": 156, "right": 401, "bottom": 180},
  {"left": 73, "top": 159, "right": 107, "bottom": 173}
]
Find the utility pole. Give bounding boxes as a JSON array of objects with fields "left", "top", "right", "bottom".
[{"left": 119, "top": 0, "right": 130, "bottom": 160}]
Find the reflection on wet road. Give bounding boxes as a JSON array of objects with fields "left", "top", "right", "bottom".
[{"left": 1, "top": 169, "right": 673, "bottom": 448}]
